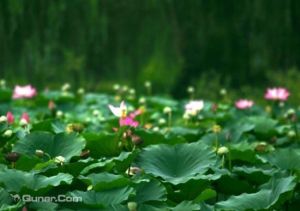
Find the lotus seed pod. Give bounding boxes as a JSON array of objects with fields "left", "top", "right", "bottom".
[
  {"left": 158, "top": 118, "right": 166, "bottom": 125},
  {"left": 56, "top": 110, "right": 64, "bottom": 118},
  {"left": 3, "top": 129, "right": 13, "bottom": 138},
  {"left": 220, "top": 88, "right": 227, "bottom": 96},
  {"left": 144, "top": 81, "right": 151, "bottom": 88},
  {"left": 77, "top": 88, "right": 85, "bottom": 95},
  {"left": 217, "top": 146, "right": 229, "bottom": 155},
  {"left": 5, "top": 152, "right": 20, "bottom": 163},
  {"left": 0, "top": 115, "right": 7, "bottom": 123},
  {"left": 61, "top": 83, "right": 71, "bottom": 92},
  {"left": 288, "top": 130, "right": 296, "bottom": 138},
  {"left": 113, "top": 84, "right": 120, "bottom": 91},
  {"left": 54, "top": 156, "right": 65, "bottom": 164},
  {"left": 35, "top": 149, "right": 44, "bottom": 157},
  {"left": 187, "top": 86, "right": 195, "bottom": 93},
  {"left": 163, "top": 107, "right": 172, "bottom": 114},
  {"left": 127, "top": 202, "right": 137, "bottom": 211},
  {"left": 139, "top": 97, "right": 146, "bottom": 104}
]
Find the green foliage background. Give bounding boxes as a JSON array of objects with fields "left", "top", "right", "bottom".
[{"left": 1, "top": 0, "right": 300, "bottom": 99}]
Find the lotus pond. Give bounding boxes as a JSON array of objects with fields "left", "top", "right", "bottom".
[{"left": 0, "top": 83, "right": 299, "bottom": 210}]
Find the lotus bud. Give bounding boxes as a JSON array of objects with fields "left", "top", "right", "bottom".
[
  {"left": 163, "top": 107, "right": 172, "bottom": 114},
  {"left": 0, "top": 115, "right": 7, "bottom": 123},
  {"left": 220, "top": 88, "right": 227, "bottom": 96},
  {"left": 152, "top": 127, "right": 160, "bottom": 132},
  {"left": 255, "top": 142, "right": 267, "bottom": 152},
  {"left": 54, "top": 156, "right": 65, "bottom": 165},
  {"left": 217, "top": 146, "right": 229, "bottom": 155},
  {"left": 288, "top": 130, "right": 296, "bottom": 138},
  {"left": 87, "top": 185, "right": 93, "bottom": 191},
  {"left": 77, "top": 88, "right": 85, "bottom": 95},
  {"left": 122, "top": 85, "right": 128, "bottom": 92},
  {"left": 0, "top": 79, "right": 6, "bottom": 88},
  {"left": 5, "top": 152, "right": 20, "bottom": 163},
  {"left": 19, "top": 118, "right": 28, "bottom": 126},
  {"left": 56, "top": 110, "right": 64, "bottom": 118},
  {"left": 183, "top": 112, "right": 190, "bottom": 120},
  {"left": 126, "top": 167, "right": 142, "bottom": 176},
  {"left": 144, "top": 81, "right": 151, "bottom": 88},
  {"left": 287, "top": 109, "right": 296, "bottom": 116},
  {"left": 187, "top": 86, "right": 195, "bottom": 94},
  {"left": 129, "top": 89, "right": 135, "bottom": 95},
  {"left": 35, "top": 149, "right": 44, "bottom": 157},
  {"left": 113, "top": 84, "right": 120, "bottom": 91},
  {"left": 158, "top": 118, "right": 166, "bottom": 125},
  {"left": 139, "top": 97, "right": 146, "bottom": 104},
  {"left": 93, "top": 110, "right": 100, "bottom": 117},
  {"left": 279, "top": 102, "right": 285, "bottom": 108},
  {"left": 61, "top": 83, "right": 71, "bottom": 92},
  {"left": 212, "top": 124, "right": 222, "bottom": 134},
  {"left": 80, "top": 150, "right": 90, "bottom": 159},
  {"left": 48, "top": 100, "right": 56, "bottom": 110},
  {"left": 131, "top": 135, "right": 142, "bottom": 145},
  {"left": 127, "top": 202, "right": 138, "bottom": 211},
  {"left": 3, "top": 129, "right": 13, "bottom": 138}
]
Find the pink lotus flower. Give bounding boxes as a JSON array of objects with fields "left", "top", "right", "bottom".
[
  {"left": 119, "top": 117, "right": 139, "bottom": 127},
  {"left": 6, "top": 112, "right": 14, "bottom": 124},
  {"left": 264, "top": 87, "right": 289, "bottom": 101},
  {"left": 235, "top": 99, "right": 254, "bottom": 109},
  {"left": 108, "top": 101, "right": 140, "bottom": 127},
  {"left": 21, "top": 112, "right": 30, "bottom": 123},
  {"left": 13, "top": 85, "right": 37, "bottom": 99}
]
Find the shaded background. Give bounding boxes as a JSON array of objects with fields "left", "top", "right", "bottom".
[{"left": 1, "top": 0, "right": 300, "bottom": 101}]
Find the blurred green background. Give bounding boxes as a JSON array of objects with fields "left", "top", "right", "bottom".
[{"left": 1, "top": 0, "right": 300, "bottom": 102}]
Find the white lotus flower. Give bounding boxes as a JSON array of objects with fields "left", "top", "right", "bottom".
[{"left": 108, "top": 101, "right": 127, "bottom": 118}]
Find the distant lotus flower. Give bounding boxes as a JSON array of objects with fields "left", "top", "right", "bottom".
[
  {"left": 13, "top": 85, "right": 37, "bottom": 99},
  {"left": 235, "top": 99, "right": 254, "bottom": 110},
  {"left": 6, "top": 112, "right": 14, "bottom": 124},
  {"left": 265, "top": 87, "right": 289, "bottom": 101},
  {"left": 108, "top": 101, "right": 140, "bottom": 127},
  {"left": 21, "top": 112, "right": 30, "bottom": 124},
  {"left": 185, "top": 100, "right": 204, "bottom": 116}
]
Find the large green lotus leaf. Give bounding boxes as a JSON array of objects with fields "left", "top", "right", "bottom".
[
  {"left": 194, "top": 188, "right": 217, "bottom": 203},
  {"left": 134, "top": 129, "right": 185, "bottom": 146},
  {"left": 225, "top": 118, "right": 255, "bottom": 142},
  {"left": 13, "top": 131, "right": 85, "bottom": 161},
  {"left": 216, "top": 176, "right": 296, "bottom": 210},
  {"left": 169, "top": 168, "right": 228, "bottom": 202},
  {"left": 168, "top": 127, "right": 200, "bottom": 142},
  {"left": 135, "top": 179, "right": 167, "bottom": 203},
  {"left": 172, "top": 201, "right": 201, "bottom": 211},
  {"left": 83, "top": 132, "right": 120, "bottom": 158},
  {"left": 248, "top": 116, "right": 277, "bottom": 137},
  {"left": 0, "top": 168, "right": 73, "bottom": 192},
  {"left": 257, "top": 148, "right": 300, "bottom": 170},
  {"left": 28, "top": 202, "right": 58, "bottom": 211},
  {"left": 68, "top": 187, "right": 133, "bottom": 207},
  {"left": 229, "top": 141, "right": 259, "bottom": 163},
  {"left": 233, "top": 166, "right": 277, "bottom": 185},
  {"left": 80, "top": 151, "right": 137, "bottom": 175},
  {"left": 79, "top": 172, "right": 130, "bottom": 191},
  {"left": 137, "top": 142, "right": 217, "bottom": 184},
  {"left": 0, "top": 188, "right": 13, "bottom": 206},
  {"left": 0, "top": 203, "right": 24, "bottom": 211}
]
